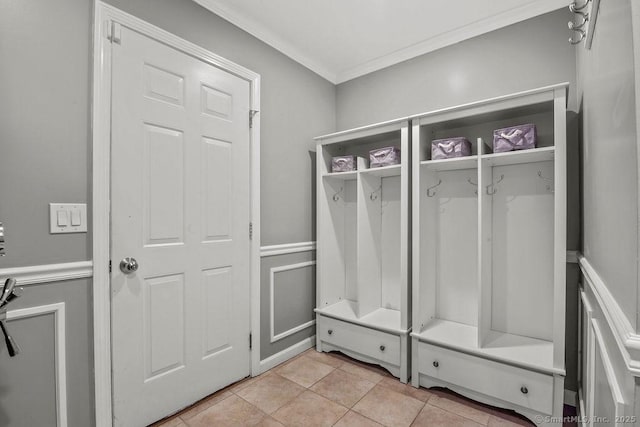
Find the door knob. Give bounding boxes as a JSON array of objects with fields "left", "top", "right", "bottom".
[{"left": 119, "top": 257, "right": 139, "bottom": 274}]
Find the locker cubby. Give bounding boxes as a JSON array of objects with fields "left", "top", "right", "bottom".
[
  {"left": 315, "top": 120, "right": 411, "bottom": 382},
  {"left": 411, "top": 84, "right": 567, "bottom": 424}
]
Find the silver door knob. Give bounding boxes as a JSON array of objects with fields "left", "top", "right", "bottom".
[{"left": 120, "top": 257, "right": 139, "bottom": 274}]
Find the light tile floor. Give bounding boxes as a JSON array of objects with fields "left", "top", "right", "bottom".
[{"left": 151, "top": 349, "right": 574, "bottom": 427}]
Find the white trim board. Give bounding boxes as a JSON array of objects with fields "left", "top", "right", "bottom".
[
  {"left": 91, "top": 3, "right": 261, "bottom": 426},
  {"left": 260, "top": 241, "right": 316, "bottom": 257},
  {"left": 259, "top": 335, "right": 316, "bottom": 374},
  {"left": 590, "top": 319, "right": 627, "bottom": 415},
  {"left": 0, "top": 261, "right": 92, "bottom": 286},
  {"left": 6, "top": 302, "right": 67, "bottom": 427},
  {"left": 269, "top": 261, "right": 316, "bottom": 343},
  {"left": 579, "top": 254, "right": 640, "bottom": 376},
  {"left": 195, "top": 0, "right": 567, "bottom": 84}
]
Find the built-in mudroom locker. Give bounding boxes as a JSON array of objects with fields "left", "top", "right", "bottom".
[
  {"left": 314, "top": 83, "right": 567, "bottom": 425},
  {"left": 314, "top": 120, "right": 412, "bottom": 383}
]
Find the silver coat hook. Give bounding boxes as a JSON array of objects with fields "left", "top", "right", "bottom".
[
  {"left": 569, "top": 28, "right": 586, "bottom": 45},
  {"left": 569, "top": 1, "right": 589, "bottom": 13},
  {"left": 486, "top": 174, "right": 504, "bottom": 195},
  {"left": 370, "top": 185, "right": 382, "bottom": 201},
  {"left": 568, "top": 13, "right": 588, "bottom": 30},
  {"left": 332, "top": 187, "right": 344, "bottom": 202},
  {"left": 467, "top": 178, "right": 478, "bottom": 195},
  {"left": 426, "top": 179, "right": 442, "bottom": 198},
  {"left": 537, "top": 170, "right": 554, "bottom": 193}
]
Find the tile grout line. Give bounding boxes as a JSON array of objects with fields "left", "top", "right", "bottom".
[{"left": 428, "top": 395, "right": 493, "bottom": 426}]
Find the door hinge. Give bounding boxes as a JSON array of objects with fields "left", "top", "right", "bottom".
[
  {"left": 249, "top": 333, "right": 252, "bottom": 350},
  {"left": 107, "top": 21, "right": 122, "bottom": 44},
  {"left": 109, "top": 260, "right": 112, "bottom": 273},
  {"left": 249, "top": 222, "right": 253, "bottom": 240},
  {"left": 249, "top": 110, "right": 259, "bottom": 129}
]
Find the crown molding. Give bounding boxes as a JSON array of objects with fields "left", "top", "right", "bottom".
[
  {"left": 335, "top": 0, "right": 570, "bottom": 83},
  {"left": 194, "top": 0, "right": 568, "bottom": 85},
  {"left": 193, "top": 0, "right": 337, "bottom": 83}
]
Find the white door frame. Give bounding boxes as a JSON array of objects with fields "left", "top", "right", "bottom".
[{"left": 91, "top": 2, "right": 261, "bottom": 426}]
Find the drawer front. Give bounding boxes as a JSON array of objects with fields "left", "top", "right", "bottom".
[
  {"left": 418, "top": 342, "right": 554, "bottom": 414},
  {"left": 318, "top": 316, "right": 400, "bottom": 366}
]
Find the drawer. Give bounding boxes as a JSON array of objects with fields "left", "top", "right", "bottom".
[
  {"left": 318, "top": 315, "right": 400, "bottom": 366},
  {"left": 418, "top": 342, "right": 554, "bottom": 414}
]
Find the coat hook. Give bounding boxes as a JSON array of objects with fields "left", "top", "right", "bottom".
[
  {"left": 332, "top": 187, "right": 344, "bottom": 202},
  {"left": 426, "top": 179, "right": 442, "bottom": 198},
  {"left": 537, "top": 170, "right": 554, "bottom": 192},
  {"left": 370, "top": 185, "right": 382, "bottom": 201},
  {"left": 569, "top": 0, "right": 589, "bottom": 13},
  {"left": 486, "top": 174, "right": 504, "bottom": 195},
  {"left": 569, "top": 28, "right": 586, "bottom": 45},
  {"left": 467, "top": 178, "right": 478, "bottom": 195},
  {"left": 568, "top": 12, "right": 588, "bottom": 30}
]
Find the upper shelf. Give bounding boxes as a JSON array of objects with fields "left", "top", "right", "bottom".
[
  {"left": 481, "top": 146, "right": 555, "bottom": 167},
  {"left": 419, "top": 146, "right": 555, "bottom": 171},
  {"left": 421, "top": 156, "right": 478, "bottom": 172},
  {"left": 323, "top": 171, "right": 358, "bottom": 181},
  {"left": 322, "top": 164, "right": 402, "bottom": 179},
  {"left": 361, "top": 164, "right": 401, "bottom": 177}
]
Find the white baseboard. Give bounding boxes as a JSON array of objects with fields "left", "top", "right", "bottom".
[
  {"left": 564, "top": 389, "right": 577, "bottom": 407},
  {"left": 258, "top": 335, "right": 316, "bottom": 374}
]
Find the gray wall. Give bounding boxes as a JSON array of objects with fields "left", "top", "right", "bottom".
[
  {"left": 0, "top": 0, "right": 92, "bottom": 268},
  {"left": 335, "top": 9, "right": 581, "bottom": 392},
  {"left": 577, "top": 0, "right": 638, "bottom": 330},
  {"left": 576, "top": 0, "right": 640, "bottom": 417}
]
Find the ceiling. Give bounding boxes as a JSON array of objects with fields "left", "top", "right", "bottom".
[{"left": 194, "top": 0, "right": 570, "bottom": 84}]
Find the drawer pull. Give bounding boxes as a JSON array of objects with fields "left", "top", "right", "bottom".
[
  {"left": 328, "top": 329, "right": 333, "bottom": 335},
  {"left": 433, "top": 361, "right": 439, "bottom": 368},
  {"left": 520, "top": 386, "right": 528, "bottom": 395},
  {"left": 379, "top": 345, "right": 385, "bottom": 351}
]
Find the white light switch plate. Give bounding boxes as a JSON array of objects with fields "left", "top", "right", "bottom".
[{"left": 50, "top": 203, "right": 87, "bottom": 233}]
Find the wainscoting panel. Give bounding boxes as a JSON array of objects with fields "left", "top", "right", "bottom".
[
  {"left": 270, "top": 261, "right": 316, "bottom": 343},
  {"left": 5, "top": 303, "right": 67, "bottom": 426},
  {"left": 579, "top": 256, "right": 638, "bottom": 425},
  {"left": 0, "top": 278, "right": 93, "bottom": 427},
  {"left": 260, "top": 243, "right": 316, "bottom": 364}
]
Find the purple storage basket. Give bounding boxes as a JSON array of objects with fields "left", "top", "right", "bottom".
[
  {"left": 431, "top": 137, "right": 472, "bottom": 160},
  {"left": 492, "top": 124, "right": 537, "bottom": 153},
  {"left": 331, "top": 155, "right": 357, "bottom": 173},
  {"left": 369, "top": 146, "right": 400, "bottom": 168}
]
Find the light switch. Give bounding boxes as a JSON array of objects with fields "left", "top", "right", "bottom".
[
  {"left": 57, "top": 210, "right": 69, "bottom": 227},
  {"left": 71, "top": 209, "right": 81, "bottom": 226},
  {"left": 50, "top": 203, "right": 87, "bottom": 234}
]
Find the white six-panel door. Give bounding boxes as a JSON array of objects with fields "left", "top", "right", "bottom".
[{"left": 110, "top": 26, "right": 251, "bottom": 426}]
